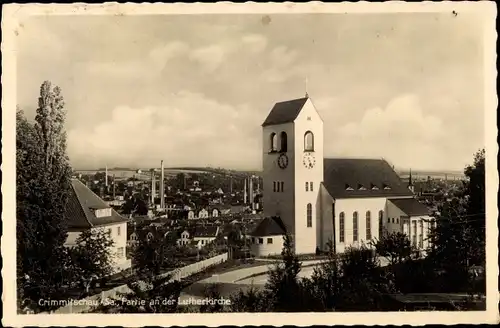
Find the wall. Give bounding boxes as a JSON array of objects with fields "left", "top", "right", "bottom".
[
  {"left": 250, "top": 234, "right": 284, "bottom": 256},
  {"left": 51, "top": 253, "right": 229, "bottom": 314},
  {"left": 318, "top": 184, "right": 334, "bottom": 250},
  {"left": 262, "top": 122, "right": 296, "bottom": 236},
  {"left": 385, "top": 200, "right": 406, "bottom": 234},
  {"left": 332, "top": 197, "right": 387, "bottom": 253},
  {"left": 293, "top": 98, "right": 324, "bottom": 254}
]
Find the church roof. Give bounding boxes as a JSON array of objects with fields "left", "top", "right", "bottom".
[
  {"left": 389, "top": 198, "right": 431, "bottom": 216},
  {"left": 262, "top": 97, "right": 308, "bottom": 126},
  {"left": 66, "top": 179, "right": 129, "bottom": 229},
  {"left": 323, "top": 158, "right": 413, "bottom": 199},
  {"left": 251, "top": 216, "right": 287, "bottom": 236}
]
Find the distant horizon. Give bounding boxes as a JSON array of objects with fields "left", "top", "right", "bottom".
[{"left": 72, "top": 164, "right": 468, "bottom": 176}]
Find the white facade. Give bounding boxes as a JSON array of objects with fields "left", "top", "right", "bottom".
[
  {"left": 64, "top": 222, "right": 130, "bottom": 273},
  {"left": 262, "top": 98, "right": 323, "bottom": 254},
  {"left": 250, "top": 235, "right": 284, "bottom": 256},
  {"left": 192, "top": 236, "right": 217, "bottom": 249},
  {"left": 177, "top": 230, "right": 191, "bottom": 246},
  {"left": 386, "top": 201, "right": 433, "bottom": 250}
]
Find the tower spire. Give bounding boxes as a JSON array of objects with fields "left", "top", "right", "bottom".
[{"left": 305, "top": 77, "right": 309, "bottom": 98}]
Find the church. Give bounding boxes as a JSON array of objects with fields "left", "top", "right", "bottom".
[{"left": 251, "top": 96, "right": 434, "bottom": 256}]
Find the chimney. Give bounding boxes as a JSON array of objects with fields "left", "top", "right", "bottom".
[
  {"left": 151, "top": 169, "right": 156, "bottom": 205},
  {"left": 105, "top": 165, "right": 108, "bottom": 188},
  {"left": 243, "top": 178, "right": 248, "bottom": 204},
  {"left": 249, "top": 176, "right": 254, "bottom": 209},
  {"left": 160, "top": 160, "right": 165, "bottom": 209},
  {"left": 112, "top": 174, "right": 116, "bottom": 199}
]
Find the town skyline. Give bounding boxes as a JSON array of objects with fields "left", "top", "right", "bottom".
[{"left": 17, "top": 13, "right": 485, "bottom": 172}]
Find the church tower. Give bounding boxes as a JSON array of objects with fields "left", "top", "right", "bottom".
[{"left": 261, "top": 96, "right": 324, "bottom": 254}]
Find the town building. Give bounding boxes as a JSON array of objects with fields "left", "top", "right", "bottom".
[
  {"left": 65, "top": 179, "right": 131, "bottom": 273},
  {"left": 261, "top": 96, "right": 434, "bottom": 255}
]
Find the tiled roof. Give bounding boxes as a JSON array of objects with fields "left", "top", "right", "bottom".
[
  {"left": 323, "top": 158, "right": 413, "bottom": 199},
  {"left": 66, "top": 179, "right": 129, "bottom": 229},
  {"left": 262, "top": 97, "right": 308, "bottom": 127},
  {"left": 251, "top": 216, "right": 287, "bottom": 236},
  {"left": 389, "top": 198, "right": 431, "bottom": 216},
  {"left": 193, "top": 226, "right": 219, "bottom": 238}
]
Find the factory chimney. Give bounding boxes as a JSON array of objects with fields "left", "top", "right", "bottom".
[
  {"left": 160, "top": 160, "right": 165, "bottom": 209},
  {"left": 243, "top": 178, "right": 248, "bottom": 204},
  {"left": 112, "top": 174, "right": 116, "bottom": 199},
  {"left": 249, "top": 176, "right": 254, "bottom": 210},
  {"left": 105, "top": 165, "right": 108, "bottom": 189},
  {"left": 151, "top": 169, "right": 156, "bottom": 206}
]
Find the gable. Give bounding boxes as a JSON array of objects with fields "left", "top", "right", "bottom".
[
  {"left": 323, "top": 158, "right": 413, "bottom": 199},
  {"left": 66, "top": 179, "right": 128, "bottom": 229},
  {"left": 262, "top": 97, "right": 308, "bottom": 127}
]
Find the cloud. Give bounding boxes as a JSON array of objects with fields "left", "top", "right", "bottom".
[
  {"left": 189, "top": 44, "right": 229, "bottom": 72},
  {"left": 327, "top": 94, "right": 459, "bottom": 170},
  {"left": 241, "top": 34, "right": 268, "bottom": 53},
  {"left": 67, "top": 91, "right": 262, "bottom": 170}
]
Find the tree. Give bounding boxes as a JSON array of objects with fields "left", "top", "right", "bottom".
[
  {"left": 263, "top": 234, "right": 303, "bottom": 312},
  {"left": 67, "top": 229, "right": 115, "bottom": 295},
  {"left": 371, "top": 232, "right": 414, "bottom": 267},
  {"left": 427, "top": 149, "right": 486, "bottom": 293},
  {"left": 230, "top": 285, "right": 270, "bottom": 312},
  {"left": 199, "top": 283, "right": 226, "bottom": 313},
  {"left": 17, "top": 81, "right": 73, "bottom": 313},
  {"left": 95, "top": 229, "right": 184, "bottom": 313}
]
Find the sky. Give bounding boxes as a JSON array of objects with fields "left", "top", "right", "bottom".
[{"left": 16, "top": 13, "right": 485, "bottom": 172}]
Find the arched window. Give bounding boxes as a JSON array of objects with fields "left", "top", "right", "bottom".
[
  {"left": 339, "top": 212, "right": 345, "bottom": 243},
  {"left": 306, "top": 203, "right": 312, "bottom": 227},
  {"left": 280, "top": 131, "right": 288, "bottom": 152},
  {"left": 378, "top": 210, "right": 384, "bottom": 238},
  {"left": 270, "top": 133, "right": 278, "bottom": 152},
  {"left": 353, "top": 211, "right": 359, "bottom": 242},
  {"left": 366, "top": 211, "right": 372, "bottom": 240},
  {"left": 304, "top": 131, "right": 314, "bottom": 151}
]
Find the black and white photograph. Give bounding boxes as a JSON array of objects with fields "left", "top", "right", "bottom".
[{"left": 2, "top": 2, "right": 498, "bottom": 326}]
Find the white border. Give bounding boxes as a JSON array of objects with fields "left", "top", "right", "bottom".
[{"left": 2, "top": 2, "right": 498, "bottom": 326}]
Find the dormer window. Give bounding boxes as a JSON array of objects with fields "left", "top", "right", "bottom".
[
  {"left": 270, "top": 133, "right": 278, "bottom": 152},
  {"left": 345, "top": 184, "right": 354, "bottom": 191},
  {"left": 94, "top": 208, "right": 112, "bottom": 218},
  {"left": 371, "top": 183, "right": 379, "bottom": 190},
  {"left": 358, "top": 184, "right": 367, "bottom": 191},
  {"left": 383, "top": 184, "right": 391, "bottom": 190}
]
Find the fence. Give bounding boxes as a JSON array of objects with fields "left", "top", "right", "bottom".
[{"left": 51, "top": 252, "right": 228, "bottom": 314}]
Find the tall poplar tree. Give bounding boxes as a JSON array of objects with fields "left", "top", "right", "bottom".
[{"left": 17, "top": 81, "right": 72, "bottom": 312}]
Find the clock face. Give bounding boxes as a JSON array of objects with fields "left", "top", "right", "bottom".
[
  {"left": 303, "top": 153, "right": 316, "bottom": 169},
  {"left": 277, "top": 153, "right": 289, "bottom": 169}
]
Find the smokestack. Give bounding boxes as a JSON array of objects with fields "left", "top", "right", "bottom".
[
  {"left": 105, "top": 165, "right": 108, "bottom": 188},
  {"left": 113, "top": 174, "right": 116, "bottom": 199},
  {"left": 249, "top": 176, "right": 254, "bottom": 209},
  {"left": 230, "top": 176, "right": 233, "bottom": 194},
  {"left": 151, "top": 169, "right": 156, "bottom": 205},
  {"left": 160, "top": 160, "right": 165, "bottom": 209},
  {"left": 243, "top": 178, "right": 248, "bottom": 204}
]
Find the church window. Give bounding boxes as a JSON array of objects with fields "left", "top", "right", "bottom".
[
  {"left": 304, "top": 131, "right": 314, "bottom": 151},
  {"left": 378, "top": 210, "right": 384, "bottom": 238},
  {"left": 339, "top": 212, "right": 345, "bottom": 243},
  {"left": 267, "top": 238, "right": 273, "bottom": 244},
  {"left": 387, "top": 217, "right": 390, "bottom": 223},
  {"left": 305, "top": 182, "right": 309, "bottom": 191},
  {"left": 280, "top": 181, "right": 284, "bottom": 192},
  {"left": 310, "top": 182, "right": 314, "bottom": 191},
  {"left": 280, "top": 131, "right": 288, "bottom": 152},
  {"left": 306, "top": 203, "right": 312, "bottom": 227},
  {"left": 353, "top": 212, "right": 359, "bottom": 242},
  {"left": 366, "top": 211, "right": 372, "bottom": 240},
  {"left": 270, "top": 133, "right": 278, "bottom": 152},
  {"left": 273, "top": 181, "right": 276, "bottom": 192},
  {"left": 392, "top": 218, "right": 395, "bottom": 224},
  {"left": 259, "top": 238, "right": 263, "bottom": 244},
  {"left": 396, "top": 218, "right": 399, "bottom": 224}
]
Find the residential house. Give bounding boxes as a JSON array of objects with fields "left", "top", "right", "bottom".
[{"left": 65, "top": 179, "right": 131, "bottom": 273}]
